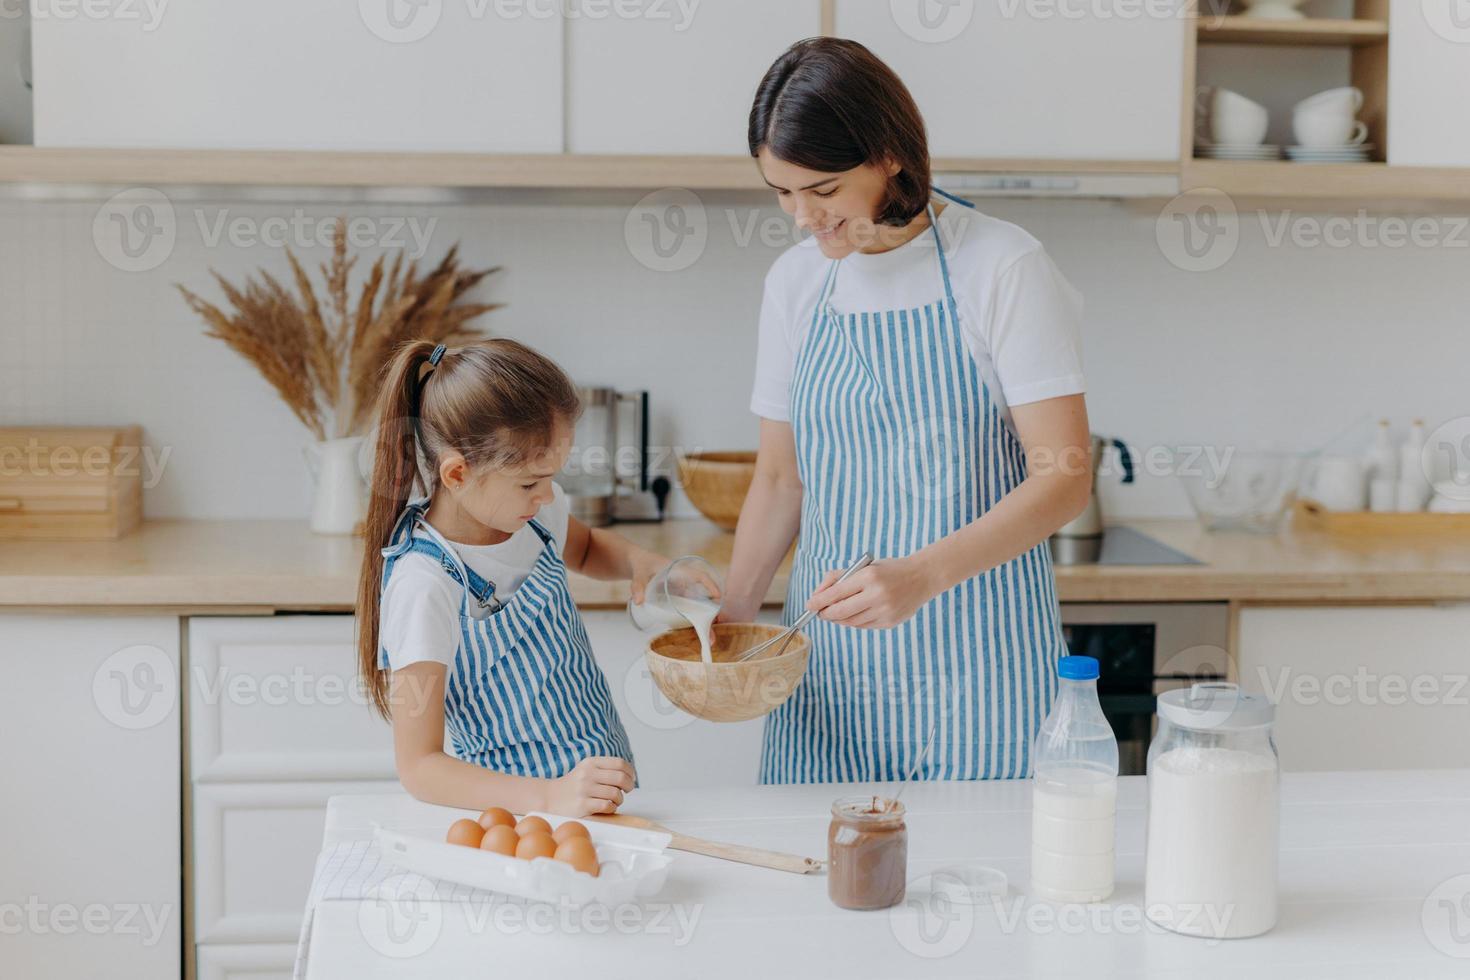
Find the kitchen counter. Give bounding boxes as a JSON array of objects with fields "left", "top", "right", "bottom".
[
  {"left": 1, "top": 518, "right": 1468, "bottom": 610},
  {"left": 297, "top": 770, "right": 1470, "bottom": 978}
]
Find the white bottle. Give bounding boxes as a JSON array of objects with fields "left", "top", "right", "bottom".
[
  {"left": 1396, "top": 419, "right": 1432, "bottom": 512},
  {"left": 1365, "top": 419, "right": 1397, "bottom": 482},
  {"left": 1030, "top": 656, "right": 1118, "bottom": 904}
]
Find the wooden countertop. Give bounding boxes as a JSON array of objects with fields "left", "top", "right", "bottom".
[{"left": 0, "top": 518, "right": 1467, "bottom": 611}]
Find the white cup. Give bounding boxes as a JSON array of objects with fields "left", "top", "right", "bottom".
[
  {"left": 1294, "top": 86, "right": 1364, "bottom": 117},
  {"left": 1293, "top": 111, "right": 1369, "bottom": 148},
  {"left": 1305, "top": 455, "right": 1367, "bottom": 512},
  {"left": 1199, "top": 87, "right": 1270, "bottom": 146}
]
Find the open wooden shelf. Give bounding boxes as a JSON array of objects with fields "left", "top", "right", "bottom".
[
  {"left": 1181, "top": 160, "right": 1470, "bottom": 203},
  {"left": 1198, "top": 16, "right": 1389, "bottom": 47},
  {"left": 5, "top": 147, "right": 1470, "bottom": 206}
]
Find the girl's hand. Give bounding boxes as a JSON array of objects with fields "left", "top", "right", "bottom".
[
  {"left": 628, "top": 550, "right": 667, "bottom": 606},
  {"left": 545, "top": 756, "right": 636, "bottom": 817},
  {"left": 629, "top": 551, "right": 722, "bottom": 606},
  {"left": 806, "top": 556, "right": 941, "bottom": 630}
]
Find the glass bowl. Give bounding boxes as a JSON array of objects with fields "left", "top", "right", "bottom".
[{"left": 1178, "top": 450, "right": 1307, "bottom": 533}]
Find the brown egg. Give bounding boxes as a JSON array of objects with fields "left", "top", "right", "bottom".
[
  {"left": 479, "top": 825, "right": 519, "bottom": 857},
  {"left": 515, "top": 815, "right": 552, "bottom": 838},
  {"left": 515, "top": 832, "right": 557, "bottom": 861},
  {"left": 551, "top": 821, "right": 590, "bottom": 845},
  {"left": 446, "top": 818, "right": 484, "bottom": 849},
  {"left": 477, "top": 806, "right": 516, "bottom": 831},
  {"left": 554, "top": 836, "right": 600, "bottom": 877}
]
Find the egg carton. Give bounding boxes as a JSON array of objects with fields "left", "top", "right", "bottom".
[{"left": 375, "top": 811, "right": 674, "bottom": 907}]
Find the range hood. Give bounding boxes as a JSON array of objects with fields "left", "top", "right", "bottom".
[{"left": 934, "top": 170, "right": 1179, "bottom": 200}]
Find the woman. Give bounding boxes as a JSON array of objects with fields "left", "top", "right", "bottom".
[{"left": 718, "top": 38, "right": 1093, "bottom": 784}]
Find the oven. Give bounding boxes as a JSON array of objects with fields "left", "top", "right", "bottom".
[{"left": 1058, "top": 603, "right": 1231, "bottom": 775}]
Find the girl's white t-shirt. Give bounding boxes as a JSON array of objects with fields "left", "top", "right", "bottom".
[
  {"left": 379, "top": 484, "right": 573, "bottom": 672},
  {"left": 750, "top": 205, "right": 1086, "bottom": 423}
]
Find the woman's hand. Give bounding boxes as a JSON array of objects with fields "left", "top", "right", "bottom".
[
  {"left": 544, "top": 756, "right": 636, "bottom": 817},
  {"left": 713, "top": 602, "right": 759, "bottom": 625},
  {"left": 805, "top": 556, "right": 941, "bottom": 630}
]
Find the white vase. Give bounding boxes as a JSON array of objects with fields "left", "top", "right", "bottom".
[{"left": 304, "top": 436, "right": 367, "bottom": 535}]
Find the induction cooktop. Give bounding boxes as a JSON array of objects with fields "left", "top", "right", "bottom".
[{"left": 1049, "top": 526, "right": 1202, "bottom": 567}]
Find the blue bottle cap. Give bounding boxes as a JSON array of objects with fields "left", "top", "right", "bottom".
[{"left": 1057, "top": 655, "right": 1100, "bottom": 681}]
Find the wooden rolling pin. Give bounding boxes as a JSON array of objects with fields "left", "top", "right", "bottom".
[{"left": 590, "top": 813, "right": 823, "bottom": 875}]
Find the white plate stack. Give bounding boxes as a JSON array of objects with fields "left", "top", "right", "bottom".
[
  {"left": 1285, "top": 144, "right": 1373, "bottom": 163},
  {"left": 1196, "top": 142, "right": 1283, "bottom": 161}
]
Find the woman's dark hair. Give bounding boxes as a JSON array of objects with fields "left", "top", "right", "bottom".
[{"left": 749, "top": 37, "right": 931, "bottom": 227}]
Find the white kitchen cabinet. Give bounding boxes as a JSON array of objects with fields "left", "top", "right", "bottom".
[
  {"left": 567, "top": 0, "right": 821, "bottom": 154},
  {"left": 192, "top": 780, "right": 398, "bottom": 945},
  {"left": 32, "top": 1, "right": 563, "bottom": 151},
  {"left": 196, "top": 943, "right": 297, "bottom": 980},
  {"left": 188, "top": 616, "right": 395, "bottom": 783},
  {"left": 1389, "top": 3, "right": 1470, "bottom": 166},
  {"left": 0, "top": 614, "right": 181, "bottom": 980},
  {"left": 584, "top": 608, "right": 778, "bottom": 788},
  {"left": 186, "top": 616, "right": 397, "bottom": 956},
  {"left": 1237, "top": 604, "right": 1470, "bottom": 772},
  {"left": 836, "top": 1, "right": 1187, "bottom": 160}
]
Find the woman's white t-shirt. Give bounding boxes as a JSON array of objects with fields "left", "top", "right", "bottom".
[
  {"left": 750, "top": 206, "right": 1085, "bottom": 423},
  {"left": 379, "top": 484, "right": 573, "bottom": 672}
]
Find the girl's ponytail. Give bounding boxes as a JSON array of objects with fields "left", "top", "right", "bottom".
[
  {"left": 356, "top": 337, "right": 582, "bottom": 720},
  {"left": 357, "top": 339, "right": 439, "bottom": 719}
]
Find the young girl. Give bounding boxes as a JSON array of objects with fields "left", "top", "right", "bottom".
[{"left": 358, "top": 338, "right": 672, "bottom": 817}]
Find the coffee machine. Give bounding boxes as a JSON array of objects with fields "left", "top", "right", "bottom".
[{"left": 562, "top": 386, "right": 669, "bottom": 525}]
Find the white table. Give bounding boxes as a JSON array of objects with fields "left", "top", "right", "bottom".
[{"left": 300, "top": 771, "right": 1470, "bottom": 978}]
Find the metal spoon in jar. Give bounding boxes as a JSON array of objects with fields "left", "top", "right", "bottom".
[
  {"left": 879, "top": 714, "right": 941, "bottom": 814},
  {"left": 735, "top": 553, "right": 874, "bottom": 663}
]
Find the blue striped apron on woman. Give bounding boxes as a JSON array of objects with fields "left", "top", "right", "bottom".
[
  {"left": 379, "top": 501, "right": 634, "bottom": 777},
  {"left": 759, "top": 191, "right": 1067, "bottom": 784}
]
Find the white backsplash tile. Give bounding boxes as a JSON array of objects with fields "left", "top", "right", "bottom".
[{"left": 1, "top": 194, "right": 1465, "bottom": 522}]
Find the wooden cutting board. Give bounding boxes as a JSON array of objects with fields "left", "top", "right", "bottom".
[{"left": 0, "top": 426, "right": 143, "bottom": 539}]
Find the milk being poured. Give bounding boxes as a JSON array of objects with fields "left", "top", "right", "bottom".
[{"left": 669, "top": 595, "right": 719, "bottom": 664}]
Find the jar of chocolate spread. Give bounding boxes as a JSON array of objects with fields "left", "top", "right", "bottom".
[{"left": 828, "top": 796, "right": 907, "bottom": 910}]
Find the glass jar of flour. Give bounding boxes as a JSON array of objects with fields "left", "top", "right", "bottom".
[{"left": 1145, "top": 683, "right": 1279, "bottom": 940}]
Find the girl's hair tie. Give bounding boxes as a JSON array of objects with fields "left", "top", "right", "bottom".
[{"left": 428, "top": 343, "right": 447, "bottom": 367}]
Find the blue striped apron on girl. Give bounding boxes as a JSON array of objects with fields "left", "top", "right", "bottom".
[
  {"left": 379, "top": 501, "right": 634, "bottom": 778},
  {"left": 759, "top": 190, "right": 1067, "bottom": 784}
]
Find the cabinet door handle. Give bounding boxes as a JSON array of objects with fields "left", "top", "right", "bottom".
[{"left": 0, "top": 498, "right": 22, "bottom": 511}]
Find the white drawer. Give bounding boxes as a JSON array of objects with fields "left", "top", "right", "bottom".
[
  {"left": 196, "top": 943, "right": 297, "bottom": 980},
  {"left": 188, "top": 616, "right": 395, "bottom": 782},
  {"left": 192, "top": 780, "right": 399, "bottom": 944}
]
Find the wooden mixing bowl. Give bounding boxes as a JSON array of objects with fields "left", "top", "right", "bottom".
[
  {"left": 646, "top": 623, "right": 810, "bottom": 723},
  {"left": 677, "top": 451, "right": 756, "bottom": 531}
]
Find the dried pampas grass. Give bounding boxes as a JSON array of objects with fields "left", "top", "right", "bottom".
[{"left": 177, "top": 219, "right": 499, "bottom": 441}]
